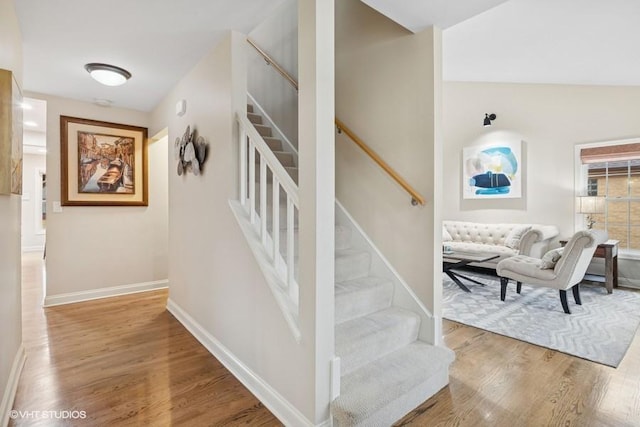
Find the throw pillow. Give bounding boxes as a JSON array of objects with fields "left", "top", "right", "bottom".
[
  {"left": 539, "top": 247, "right": 564, "bottom": 270},
  {"left": 504, "top": 225, "right": 532, "bottom": 250},
  {"left": 443, "top": 226, "right": 453, "bottom": 242}
]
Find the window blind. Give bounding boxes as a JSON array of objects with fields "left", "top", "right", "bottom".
[{"left": 580, "top": 143, "right": 640, "bottom": 164}]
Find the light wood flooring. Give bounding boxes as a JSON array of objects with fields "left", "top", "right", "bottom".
[{"left": 11, "top": 252, "right": 640, "bottom": 426}]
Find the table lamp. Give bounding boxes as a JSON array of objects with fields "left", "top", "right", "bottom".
[{"left": 578, "top": 196, "right": 605, "bottom": 229}]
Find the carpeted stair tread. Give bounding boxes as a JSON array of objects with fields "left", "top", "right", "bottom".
[
  {"left": 336, "top": 307, "right": 420, "bottom": 376},
  {"left": 332, "top": 342, "right": 455, "bottom": 427},
  {"left": 246, "top": 104, "right": 254, "bottom": 113},
  {"left": 335, "top": 276, "right": 393, "bottom": 324},
  {"left": 247, "top": 112, "right": 262, "bottom": 124},
  {"left": 264, "top": 137, "right": 283, "bottom": 151},
  {"left": 254, "top": 151, "right": 295, "bottom": 167},
  {"left": 335, "top": 249, "right": 370, "bottom": 282},
  {"left": 253, "top": 124, "right": 272, "bottom": 137}
]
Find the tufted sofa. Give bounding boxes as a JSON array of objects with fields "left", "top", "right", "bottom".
[{"left": 443, "top": 220, "right": 559, "bottom": 269}]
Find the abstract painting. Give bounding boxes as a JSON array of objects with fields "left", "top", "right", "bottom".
[{"left": 463, "top": 141, "right": 522, "bottom": 199}]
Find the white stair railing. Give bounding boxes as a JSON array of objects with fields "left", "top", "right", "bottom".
[{"left": 237, "top": 112, "right": 300, "bottom": 312}]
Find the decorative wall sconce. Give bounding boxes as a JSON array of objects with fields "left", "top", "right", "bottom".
[
  {"left": 483, "top": 113, "right": 497, "bottom": 127},
  {"left": 175, "top": 125, "right": 208, "bottom": 176}
]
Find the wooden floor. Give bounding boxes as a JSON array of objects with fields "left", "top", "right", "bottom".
[
  {"left": 11, "top": 252, "right": 279, "bottom": 426},
  {"left": 11, "top": 252, "right": 640, "bottom": 426}
]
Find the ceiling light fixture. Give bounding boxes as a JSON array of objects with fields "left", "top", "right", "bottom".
[
  {"left": 483, "top": 113, "right": 497, "bottom": 127},
  {"left": 84, "top": 63, "right": 132, "bottom": 86}
]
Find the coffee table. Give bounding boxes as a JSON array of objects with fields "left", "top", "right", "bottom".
[{"left": 443, "top": 251, "right": 500, "bottom": 292}]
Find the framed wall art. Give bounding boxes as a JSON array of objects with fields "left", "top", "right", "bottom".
[
  {"left": 0, "top": 68, "right": 23, "bottom": 195},
  {"left": 60, "top": 116, "right": 148, "bottom": 206},
  {"left": 463, "top": 140, "right": 522, "bottom": 199}
]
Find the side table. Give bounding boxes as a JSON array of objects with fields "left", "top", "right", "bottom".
[{"left": 559, "top": 238, "right": 619, "bottom": 294}]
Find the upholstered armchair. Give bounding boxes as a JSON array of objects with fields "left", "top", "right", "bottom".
[{"left": 496, "top": 229, "right": 608, "bottom": 314}]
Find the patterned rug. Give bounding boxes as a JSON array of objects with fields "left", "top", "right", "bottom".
[{"left": 443, "top": 273, "right": 640, "bottom": 367}]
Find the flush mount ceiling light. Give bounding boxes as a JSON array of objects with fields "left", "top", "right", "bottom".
[
  {"left": 84, "top": 63, "right": 132, "bottom": 86},
  {"left": 483, "top": 113, "right": 497, "bottom": 127}
]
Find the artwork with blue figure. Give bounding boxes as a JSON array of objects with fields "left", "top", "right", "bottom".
[{"left": 463, "top": 142, "right": 522, "bottom": 199}]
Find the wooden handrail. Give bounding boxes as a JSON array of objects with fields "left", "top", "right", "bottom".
[
  {"left": 246, "top": 38, "right": 425, "bottom": 206},
  {"left": 335, "top": 119, "right": 426, "bottom": 206},
  {"left": 247, "top": 38, "right": 299, "bottom": 91}
]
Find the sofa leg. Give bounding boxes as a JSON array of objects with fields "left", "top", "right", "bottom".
[
  {"left": 500, "top": 277, "right": 508, "bottom": 301},
  {"left": 516, "top": 282, "right": 522, "bottom": 294},
  {"left": 559, "top": 290, "right": 571, "bottom": 314},
  {"left": 572, "top": 284, "right": 582, "bottom": 305}
]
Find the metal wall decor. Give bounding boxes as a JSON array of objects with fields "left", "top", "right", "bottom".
[{"left": 175, "top": 125, "right": 207, "bottom": 176}]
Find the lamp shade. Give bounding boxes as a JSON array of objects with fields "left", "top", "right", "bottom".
[{"left": 578, "top": 196, "right": 605, "bottom": 214}]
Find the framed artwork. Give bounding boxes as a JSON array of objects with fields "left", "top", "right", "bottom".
[
  {"left": 60, "top": 116, "right": 148, "bottom": 206},
  {"left": 463, "top": 140, "right": 522, "bottom": 199},
  {"left": 0, "top": 68, "right": 23, "bottom": 195}
]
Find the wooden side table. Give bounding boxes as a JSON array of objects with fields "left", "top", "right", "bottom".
[{"left": 559, "top": 238, "right": 619, "bottom": 293}]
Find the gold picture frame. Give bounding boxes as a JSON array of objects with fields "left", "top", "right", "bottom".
[
  {"left": 60, "top": 116, "right": 148, "bottom": 206},
  {"left": 0, "top": 68, "right": 23, "bottom": 196}
]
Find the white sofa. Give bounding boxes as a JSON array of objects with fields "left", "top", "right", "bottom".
[{"left": 443, "top": 220, "right": 559, "bottom": 269}]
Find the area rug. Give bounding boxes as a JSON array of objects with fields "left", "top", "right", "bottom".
[{"left": 443, "top": 273, "right": 640, "bottom": 367}]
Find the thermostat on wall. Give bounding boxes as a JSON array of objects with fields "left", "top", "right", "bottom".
[{"left": 176, "top": 99, "right": 187, "bottom": 117}]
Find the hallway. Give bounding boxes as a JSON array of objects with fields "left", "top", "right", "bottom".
[{"left": 10, "top": 253, "right": 279, "bottom": 426}]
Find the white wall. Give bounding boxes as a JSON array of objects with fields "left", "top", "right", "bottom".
[
  {"left": 248, "top": 0, "right": 298, "bottom": 148},
  {"left": 21, "top": 152, "right": 46, "bottom": 251},
  {"left": 150, "top": 30, "right": 321, "bottom": 423},
  {"left": 0, "top": 0, "right": 22, "bottom": 417},
  {"left": 335, "top": 0, "right": 443, "bottom": 322},
  {"left": 34, "top": 93, "right": 169, "bottom": 299},
  {"left": 443, "top": 81, "right": 640, "bottom": 286}
]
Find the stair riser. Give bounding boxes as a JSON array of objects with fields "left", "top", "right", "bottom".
[
  {"left": 336, "top": 309, "right": 420, "bottom": 376},
  {"left": 335, "top": 280, "right": 393, "bottom": 324},
  {"left": 335, "top": 252, "right": 370, "bottom": 282}
]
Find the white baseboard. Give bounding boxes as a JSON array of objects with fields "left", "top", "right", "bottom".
[
  {"left": 620, "top": 277, "right": 640, "bottom": 289},
  {"left": 44, "top": 280, "right": 168, "bottom": 307},
  {"left": 21, "top": 245, "right": 44, "bottom": 253},
  {"left": 167, "top": 298, "right": 326, "bottom": 427},
  {"left": 0, "top": 344, "right": 26, "bottom": 427}
]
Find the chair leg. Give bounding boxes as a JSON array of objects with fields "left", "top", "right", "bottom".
[
  {"left": 572, "top": 284, "right": 582, "bottom": 305},
  {"left": 516, "top": 282, "right": 522, "bottom": 294},
  {"left": 500, "top": 277, "right": 508, "bottom": 301},
  {"left": 559, "top": 290, "right": 571, "bottom": 314}
]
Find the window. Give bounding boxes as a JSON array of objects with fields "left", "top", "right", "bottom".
[
  {"left": 587, "top": 177, "right": 598, "bottom": 196},
  {"left": 578, "top": 141, "right": 640, "bottom": 252}
]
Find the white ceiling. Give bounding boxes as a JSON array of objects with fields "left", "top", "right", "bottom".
[
  {"left": 14, "top": 0, "right": 640, "bottom": 135},
  {"left": 15, "top": 0, "right": 285, "bottom": 112},
  {"left": 443, "top": 0, "right": 640, "bottom": 86},
  {"left": 361, "top": 0, "right": 510, "bottom": 32}
]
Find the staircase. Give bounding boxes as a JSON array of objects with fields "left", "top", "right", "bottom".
[
  {"left": 332, "top": 220, "right": 454, "bottom": 426},
  {"left": 245, "top": 103, "right": 455, "bottom": 426},
  {"left": 247, "top": 104, "right": 298, "bottom": 184}
]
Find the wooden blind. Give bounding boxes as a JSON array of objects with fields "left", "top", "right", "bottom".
[{"left": 580, "top": 143, "right": 640, "bottom": 164}]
